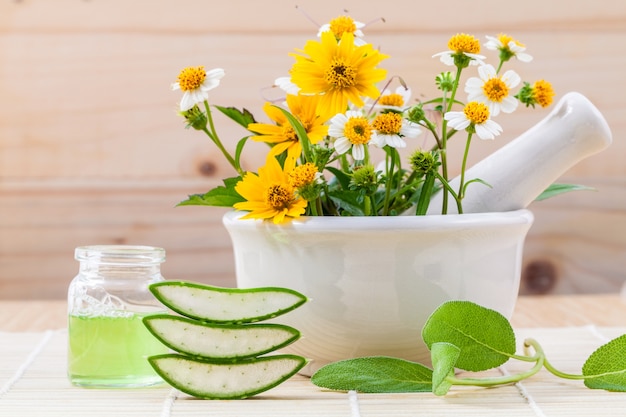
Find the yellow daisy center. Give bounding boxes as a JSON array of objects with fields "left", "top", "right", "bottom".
[
  {"left": 344, "top": 117, "right": 372, "bottom": 145},
  {"left": 325, "top": 58, "right": 357, "bottom": 89},
  {"left": 264, "top": 183, "right": 295, "bottom": 210},
  {"left": 329, "top": 16, "right": 357, "bottom": 38},
  {"left": 497, "top": 33, "right": 524, "bottom": 48},
  {"left": 177, "top": 66, "right": 206, "bottom": 92},
  {"left": 288, "top": 163, "right": 318, "bottom": 188},
  {"left": 372, "top": 112, "right": 403, "bottom": 134},
  {"left": 482, "top": 78, "right": 509, "bottom": 103},
  {"left": 533, "top": 80, "right": 555, "bottom": 108},
  {"left": 463, "top": 102, "right": 490, "bottom": 125},
  {"left": 378, "top": 93, "right": 404, "bottom": 107},
  {"left": 448, "top": 33, "right": 481, "bottom": 54}
]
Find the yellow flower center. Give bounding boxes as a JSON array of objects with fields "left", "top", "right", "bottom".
[
  {"left": 264, "top": 183, "right": 295, "bottom": 210},
  {"left": 482, "top": 78, "right": 509, "bottom": 103},
  {"left": 281, "top": 124, "right": 299, "bottom": 142},
  {"left": 378, "top": 93, "right": 404, "bottom": 107},
  {"left": 448, "top": 33, "right": 481, "bottom": 54},
  {"left": 497, "top": 33, "right": 525, "bottom": 48},
  {"left": 372, "top": 112, "right": 403, "bottom": 134},
  {"left": 325, "top": 58, "right": 357, "bottom": 89},
  {"left": 176, "top": 66, "right": 206, "bottom": 92},
  {"left": 288, "top": 163, "right": 318, "bottom": 188},
  {"left": 329, "top": 16, "right": 357, "bottom": 39},
  {"left": 463, "top": 102, "right": 490, "bottom": 125},
  {"left": 533, "top": 80, "right": 555, "bottom": 108},
  {"left": 344, "top": 117, "right": 372, "bottom": 145}
]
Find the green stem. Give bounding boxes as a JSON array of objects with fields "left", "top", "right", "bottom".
[
  {"left": 455, "top": 132, "right": 474, "bottom": 214},
  {"left": 543, "top": 358, "right": 586, "bottom": 380},
  {"left": 382, "top": 148, "right": 396, "bottom": 216},
  {"left": 203, "top": 101, "right": 242, "bottom": 176},
  {"left": 438, "top": 67, "right": 464, "bottom": 214},
  {"left": 447, "top": 339, "right": 545, "bottom": 387}
]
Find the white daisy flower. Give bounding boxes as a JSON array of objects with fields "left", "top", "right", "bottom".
[
  {"left": 328, "top": 110, "right": 373, "bottom": 160},
  {"left": 370, "top": 112, "right": 422, "bottom": 149},
  {"left": 373, "top": 86, "right": 413, "bottom": 112},
  {"left": 171, "top": 67, "right": 225, "bottom": 111},
  {"left": 318, "top": 16, "right": 366, "bottom": 46},
  {"left": 464, "top": 64, "right": 521, "bottom": 116},
  {"left": 485, "top": 34, "right": 533, "bottom": 63},
  {"left": 432, "top": 33, "right": 485, "bottom": 67},
  {"left": 444, "top": 102, "right": 502, "bottom": 140}
]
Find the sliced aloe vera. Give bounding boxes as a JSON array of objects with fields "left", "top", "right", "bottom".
[
  {"left": 143, "top": 314, "right": 300, "bottom": 360},
  {"left": 149, "top": 281, "right": 307, "bottom": 323},
  {"left": 148, "top": 354, "right": 307, "bottom": 399}
]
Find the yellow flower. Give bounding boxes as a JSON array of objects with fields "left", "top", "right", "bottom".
[
  {"left": 248, "top": 94, "right": 332, "bottom": 161},
  {"left": 289, "top": 31, "right": 388, "bottom": 115},
  {"left": 234, "top": 157, "right": 307, "bottom": 224},
  {"left": 532, "top": 80, "right": 555, "bottom": 108}
]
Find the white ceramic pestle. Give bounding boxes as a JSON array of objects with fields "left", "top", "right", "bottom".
[{"left": 422, "top": 91, "right": 612, "bottom": 214}]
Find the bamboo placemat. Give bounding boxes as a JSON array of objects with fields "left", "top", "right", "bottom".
[{"left": 1, "top": 326, "right": 625, "bottom": 416}]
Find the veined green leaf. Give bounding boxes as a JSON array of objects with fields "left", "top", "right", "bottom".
[
  {"left": 327, "top": 190, "right": 366, "bottom": 216},
  {"left": 177, "top": 177, "right": 244, "bottom": 207},
  {"left": 422, "top": 301, "right": 516, "bottom": 372},
  {"left": 311, "top": 356, "right": 433, "bottom": 393},
  {"left": 535, "top": 183, "right": 595, "bottom": 201},
  {"left": 431, "top": 342, "right": 460, "bottom": 396},
  {"left": 582, "top": 334, "right": 626, "bottom": 391},
  {"left": 214, "top": 105, "right": 256, "bottom": 129}
]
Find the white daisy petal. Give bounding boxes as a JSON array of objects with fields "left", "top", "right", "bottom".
[
  {"left": 352, "top": 144, "right": 365, "bottom": 160},
  {"left": 333, "top": 137, "right": 351, "bottom": 155},
  {"left": 500, "top": 96, "right": 519, "bottom": 114}
]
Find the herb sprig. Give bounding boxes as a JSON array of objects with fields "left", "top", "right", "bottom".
[{"left": 311, "top": 301, "right": 626, "bottom": 395}]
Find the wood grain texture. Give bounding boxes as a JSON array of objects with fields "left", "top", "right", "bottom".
[{"left": 1, "top": 0, "right": 625, "bottom": 298}]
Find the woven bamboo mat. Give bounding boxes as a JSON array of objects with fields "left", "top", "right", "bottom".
[{"left": 1, "top": 326, "right": 625, "bottom": 416}]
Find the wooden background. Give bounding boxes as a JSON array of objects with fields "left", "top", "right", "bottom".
[{"left": 1, "top": 0, "right": 625, "bottom": 299}]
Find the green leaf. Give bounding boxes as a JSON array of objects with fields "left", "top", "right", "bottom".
[
  {"left": 214, "top": 105, "right": 256, "bottom": 129},
  {"left": 327, "top": 190, "right": 365, "bottom": 216},
  {"left": 177, "top": 177, "right": 244, "bottom": 207},
  {"left": 582, "top": 334, "right": 626, "bottom": 391},
  {"left": 415, "top": 172, "right": 435, "bottom": 215},
  {"left": 431, "top": 342, "right": 460, "bottom": 396},
  {"left": 422, "top": 301, "right": 516, "bottom": 372},
  {"left": 273, "top": 105, "right": 313, "bottom": 163},
  {"left": 325, "top": 166, "right": 352, "bottom": 190},
  {"left": 535, "top": 183, "right": 595, "bottom": 201},
  {"left": 311, "top": 356, "right": 433, "bottom": 393}
]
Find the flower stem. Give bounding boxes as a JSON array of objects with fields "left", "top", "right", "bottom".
[{"left": 203, "top": 101, "right": 242, "bottom": 176}]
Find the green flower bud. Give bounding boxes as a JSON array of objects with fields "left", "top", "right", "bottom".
[
  {"left": 350, "top": 165, "right": 379, "bottom": 194},
  {"left": 435, "top": 71, "right": 455, "bottom": 92},
  {"left": 179, "top": 105, "right": 208, "bottom": 130},
  {"left": 409, "top": 150, "right": 440, "bottom": 176},
  {"left": 407, "top": 104, "right": 426, "bottom": 123}
]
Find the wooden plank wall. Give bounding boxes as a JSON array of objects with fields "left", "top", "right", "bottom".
[{"left": 1, "top": 0, "right": 625, "bottom": 299}]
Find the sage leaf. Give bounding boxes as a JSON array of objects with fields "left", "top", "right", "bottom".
[
  {"left": 535, "top": 183, "right": 595, "bottom": 201},
  {"left": 422, "top": 301, "right": 516, "bottom": 372},
  {"left": 431, "top": 342, "right": 460, "bottom": 396},
  {"left": 582, "top": 334, "right": 626, "bottom": 391},
  {"left": 311, "top": 356, "right": 433, "bottom": 393}
]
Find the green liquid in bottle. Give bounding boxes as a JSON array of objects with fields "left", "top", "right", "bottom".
[{"left": 68, "top": 313, "right": 169, "bottom": 387}]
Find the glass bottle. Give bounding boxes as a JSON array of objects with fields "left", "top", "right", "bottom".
[{"left": 67, "top": 245, "right": 169, "bottom": 388}]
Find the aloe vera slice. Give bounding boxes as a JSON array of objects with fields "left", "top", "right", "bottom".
[
  {"left": 148, "top": 354, "right": 306, "bottom": 399},
  {"left": 143, "top": 314, "right": 300, "bottom": 360},
  {"left": 149, "top": 281, "right": 307, "bottom": 323}
]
